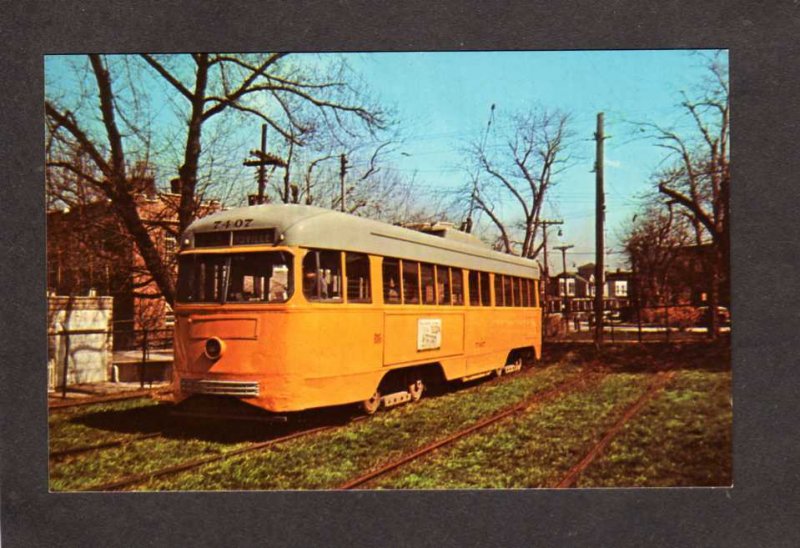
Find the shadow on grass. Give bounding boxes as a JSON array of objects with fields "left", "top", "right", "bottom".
[
  {"left": 71, "top": 399, "right": 365, "bottom": 445},
  {"left": 67, "top": 359, "right": 553, "bottom": 445}
]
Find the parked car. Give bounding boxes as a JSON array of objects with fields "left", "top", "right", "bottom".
[{"left": 698, "top": 306, "right": 731, "bottom": 327}]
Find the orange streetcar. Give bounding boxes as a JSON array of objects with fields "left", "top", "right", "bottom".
[{"left": 171, "top": 204, "right": 542, "bottom": 417}]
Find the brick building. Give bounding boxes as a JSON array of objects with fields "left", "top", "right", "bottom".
[{"left": 47, "top": 178, "right": 220, "bottom": 347}]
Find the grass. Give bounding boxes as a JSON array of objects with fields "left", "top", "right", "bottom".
[
  {"left": 135, "top": 361, "right": 583, "bottom": 490},
  {"left": 366, "top": 372, "right": 654, "bottom": 489},
  {"left": 48, "top": 343, "right": 732, "bottom": 491},
  {"left": 49, "top": 398, "right": 161, "bottom": 453},
  {"left": 575, "top": 369, "right": 732, "bottom": 487}
]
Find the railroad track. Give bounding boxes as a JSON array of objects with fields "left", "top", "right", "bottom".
[
  {"left": 80, "top": 423, "right": 344, "bottom": 491},
  {"left": 57, "top": 360, "right": 572, "bottom": 491},
  {"left": 50, "top": 433, "right": 163, "bottom": 460},
  {"left": 48, "top": 389, "right": 167, "bottom": 411},
  {"left": 338, "top": 370, "right": 602, "bottom": 490},
  {"left": 551, "top": 369, "right": 677, "bottom": 488},
  {"left": 338, "top": 368, "right": 675, "bottom": 490},
  {"left": 66, "top": 362, "right": 543, "bottom": 491}
]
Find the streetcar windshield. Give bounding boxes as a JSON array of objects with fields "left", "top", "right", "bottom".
[{"left": 177, "top": 252, "right": 293, "bottom": 304}]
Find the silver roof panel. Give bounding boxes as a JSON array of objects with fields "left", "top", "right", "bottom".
[{"left": 185, "top": 204, "right": 539, "bottom": 279}]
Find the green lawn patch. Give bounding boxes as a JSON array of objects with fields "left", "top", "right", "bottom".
[
  {"left": 368, "top": 372, "right": 653, "bottom": 488},
  {"left": 49, "top": 398, "right": 161, "bottom": 453},
  {"left": 575, "top": 369, "right": 732, "bottom": 487},
  {"left": 137, "top": 361, "right": 583, "bottom": 490}
]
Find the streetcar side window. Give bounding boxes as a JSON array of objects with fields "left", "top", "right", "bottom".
[
  {"left": 402, "top": 260, "right": 420, "bottom": 304},
  {"left": 437, "top": 265, "right": 451, "bottom": 305},
  {"left": 480, "top": 272, "right": 490, "bottom": 306},
  {"left": 451, "top": 268, "right": 464, "bottom": 305},
  {"left": 302, "top": 249, "right": 342, "bottom": 302},
  {"left": 522, "top": 278, "right": 530, "bottom": 307},
  {"left": 346, "top": 252, "right": 371, "bottom": 303},
  {"left": 421, "top": 263, "right": 436, "bottom": 305},
  {"left": 503, "top": 275, "right": 513, "bottom": 307},
  {"left": 382, "top": 257, "right": 401, "bottom": 304},
  {"left": 494, "top": 274, "right": 504, "bottom": 307},
  {"left": 468, "top": 270, "right": 480, "bottom": 306}
]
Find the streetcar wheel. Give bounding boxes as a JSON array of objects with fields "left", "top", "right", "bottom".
[
  {"left": 408, "top": 380, "right": 424, "bottom": 402},
  {"left": 361, "top": 391, "right": 381, "bottom": 415},
  {"left": 494, "top": 367, "right": 504, "bottom": 378}
]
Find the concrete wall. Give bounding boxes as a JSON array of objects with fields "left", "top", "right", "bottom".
[{"left": 48, "top": 296, "right": 113, "bottom": 388}]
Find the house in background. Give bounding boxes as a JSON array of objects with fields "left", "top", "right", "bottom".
[{"left": 545, "top": 263, "right": 632, "bottom": 315}]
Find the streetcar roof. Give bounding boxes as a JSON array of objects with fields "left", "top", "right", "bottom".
[{"left": 184, "top": 204, "right": 540, "bottom": 279}]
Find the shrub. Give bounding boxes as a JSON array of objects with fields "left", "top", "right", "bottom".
[{"left": 640, "top": 306, "right": 702, "bottom": 328}]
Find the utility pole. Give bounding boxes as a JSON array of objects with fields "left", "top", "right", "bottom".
[
  {"left": 258, "top": 125, "right": 267, "bottom": 203},
  {"left": 555, "top": 244, "right": 574, "bottom": 330},
  {"left": 243, "top": 124, "right": 287, "bottom": 205},
  {"left": 339, "top": 153, "right": 348, "bottom": 212},
  {"left": 594, "top": 112, "right": 606, "bottom": 347},
  {"left": 539, "top": 219, "right": 563, "bottom": 315}
]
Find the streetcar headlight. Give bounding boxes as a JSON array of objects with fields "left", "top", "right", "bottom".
[{"left": 204, "top": 337, "right": 225, "bottom": 360}]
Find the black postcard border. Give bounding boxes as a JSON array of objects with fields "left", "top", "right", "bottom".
[{"left": 1, "top": 1, "right": 798, "bottom": 546}]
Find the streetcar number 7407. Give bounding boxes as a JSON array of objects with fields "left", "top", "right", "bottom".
[{"left": 212, "top": 219, "right": 254, "bottom": 230}]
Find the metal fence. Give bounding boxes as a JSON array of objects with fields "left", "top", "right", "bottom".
[
  {"left": 48, "top": 325, "right": 173, "bottom": 398},
  {"left": 544, "top": 304, "right": 731, "bottom": 344}
]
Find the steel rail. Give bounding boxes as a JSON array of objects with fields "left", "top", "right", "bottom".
[
  {"left": 81, "top": 423, "right": 341, "bottom": 492},
  {"left": 552, "top": 370, "right": 677, "bottom": 488},
  {"left": 50, "top": 433, "right": 162, "bottom": 460},
  {"left": 49, "top": 389, "right": 167, "bottom": 411},
  {"left": 338, "top": 371, "right": 601, "bottom": 490},
  {"left": 64, "top": 359, "right": 544, "bottom": 491}
]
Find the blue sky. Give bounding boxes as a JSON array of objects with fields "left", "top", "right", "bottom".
[
  {"left": 342, "top": 50, "right": 725, "bottom": 270},
  {"left": 46, "top": 50, "right": 726, "bottom": 272}
]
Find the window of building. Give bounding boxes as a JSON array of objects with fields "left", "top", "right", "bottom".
[
  {"left": 421, "top": 263, "right": 436, "bottom": 304},
  {"left": 615, "top": 280, "right": 628, "bottom": 297},
  {"left": 566, "top": 278, "right": 576, "bottom": 297},
  {"left": 346, "top": 252, "right": 371, "bottom": 303},
  {"left": 451, "top": 268, "right": 464, "bottom": 305},
  {"left": 403, "top": 260, "right": 420, "bottom": 304},
  {"left": 437, "top": 265, "right": 451, "bottom": 305},
  {"left": 302, "top": 249, "right": 342, "bottom": 302},
  {"left": 164, "top": 235, "right": 177, "bottom": 265},
  {"left": 383, "top": 258, "right": 401, "bottom": 304}
]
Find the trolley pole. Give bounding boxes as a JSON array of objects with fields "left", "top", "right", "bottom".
[
  {"left": 594, "top": 112, "right": 606, "bottom": 347},
  {"left": 258, "top": 124, "right": 267, "bottom": 204}
]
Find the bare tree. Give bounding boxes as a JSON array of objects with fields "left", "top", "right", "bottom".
[
  {"left": 464, "top": 108, "right": 571, "bottom": 257},
  {"left": 46, "top": 53, "right": 387, "bottom": 306},
  {"left": 624, "top": 202, "right": 693, "bottom": 309},
  {"left": 642, "top": 52, "right": 730, "bottom": 338}
]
